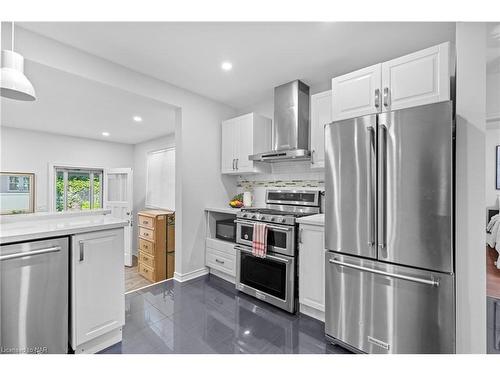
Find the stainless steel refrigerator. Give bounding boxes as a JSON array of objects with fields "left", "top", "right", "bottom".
[{"left": 324, "top": 101, "right": 455, "bottom": 354}]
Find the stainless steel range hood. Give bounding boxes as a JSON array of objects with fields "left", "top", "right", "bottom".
[{"left": 250, "top": 80, "right": 310, "bottom": 162}]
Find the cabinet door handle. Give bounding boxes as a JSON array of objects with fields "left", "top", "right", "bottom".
[
  {"left": 374, "top": 89, "right": 380, "bottom": 108},
  {"left": 383, "top": 87, "right": 390, "bottom": 107},
  {"left": 298, "top": 228, "right": 303, "bottom": 244},
  {"left": 232, "top": 159, "right": 235, "bottom": 170},
  {"left": 311, "top": 150, "right": 315, "bottom": 164},
  {"left": 79, "top": 241, "right": 85, "bottom": 262},
  {"left": 236, "top": 159, "right": 239, "bottom": 170}
]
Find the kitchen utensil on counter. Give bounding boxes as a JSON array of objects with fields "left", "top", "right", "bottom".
[{"left": 243, "top": 191, "right": 253, "bottom": 207}]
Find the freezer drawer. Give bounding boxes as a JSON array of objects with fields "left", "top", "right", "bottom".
[
  {"left": 325, "top": 252, "right": 455, "bottom": 354},
  {"left": 1, "top": 237, "right": 69, "bottom": 354}
]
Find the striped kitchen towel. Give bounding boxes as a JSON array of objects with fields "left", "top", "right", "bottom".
[{"left": 252, "top": 222, "right": 268, "bottom": 258}]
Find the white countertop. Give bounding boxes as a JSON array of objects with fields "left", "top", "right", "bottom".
[
  {"left": 205, "top": 207, "right": 242, "bottom": 215},
  {"left": 296, "top": 214, "right": 325, "bottom": 226},
  {"left": 0, "top": 214, "right": 128, "bottom": 244}
]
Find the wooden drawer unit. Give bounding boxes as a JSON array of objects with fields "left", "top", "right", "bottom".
[
  {"left": 138, "top": 214, "right": 154, "bottom": 229},
  {"left": 136, "top": 209, "right": 175, "bottom": 283},
  {"left": 139, "top": 226, "right": 154, "bottom": 241},
  {"left": 139, "top": 238, "right": 155, "bottom": 255},
  {"left": 138, "top": 262, "right": 156, "bottom": 283},
  {"left": 138, "top": 251, "right": 155, "bottom": 268}
]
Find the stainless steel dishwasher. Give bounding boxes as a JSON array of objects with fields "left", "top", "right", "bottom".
[{"left": 1, "top": 237, "right": 68, "bottom": 354}]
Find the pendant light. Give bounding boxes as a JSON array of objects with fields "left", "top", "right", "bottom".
[{"left": 1, "top": 22, "right": 36, "bottom": 101}]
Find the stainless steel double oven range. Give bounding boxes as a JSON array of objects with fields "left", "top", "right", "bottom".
[{"left": 235, "top": 190, "right": 321, "bottom": 313}]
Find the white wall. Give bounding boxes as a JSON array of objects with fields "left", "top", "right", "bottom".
[
  {"left": 6, "top": 26, "right": 237, "bottom": 279},
  {"left": 0, "top": 126, "right": 134, "bottom": 211},
  {"left": 455, "top": 22, "right": 487, "bottom": 354},
  {"left": 132, "top": 133, "right": 176, "bottom": 252}
]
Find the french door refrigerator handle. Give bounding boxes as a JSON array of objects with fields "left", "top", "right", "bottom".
[
  {"left": 0, "top": 246, "right": 61, "bottom": 261},
  {"left": 366, "top": 126, "right": 376, "bottom": 247},
  {"left": 328, "top": 258, "right": 440, "bottom": 287},
  {"left": 378, "top": 123, "right": 387, "bottom": 251}
]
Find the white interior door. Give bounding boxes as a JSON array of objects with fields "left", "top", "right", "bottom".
[{"left": 104, "top": 168, "right": 133, "bottom": 266}]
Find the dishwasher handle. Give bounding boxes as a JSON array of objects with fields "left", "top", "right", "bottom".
[
  {"left": 0, "top": 246, "right": 62, "bottom": 262},
  {"left": 328, "top": 258, "right": 440, "bottom": 287}
]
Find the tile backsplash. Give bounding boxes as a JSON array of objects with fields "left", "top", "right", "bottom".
[{"left": 236, "top": 160, "right": 324, "bottom": 206}]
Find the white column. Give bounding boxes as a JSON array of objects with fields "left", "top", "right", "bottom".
[{"left": 455, "top": 22, "right": 487, "bottom": 354}]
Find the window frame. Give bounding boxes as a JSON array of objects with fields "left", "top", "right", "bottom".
[{"left": 52, "top": 165, "right": 104, "bottom": 212}]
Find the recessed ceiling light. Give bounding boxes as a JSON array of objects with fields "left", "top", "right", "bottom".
[
  {"left": 244, "top": 330, "right": 250, "bottom": 335},
  {"left": 102, "top": 132, "right": 110, "bottom": 137},
  {"left": 221, "top": 61, "right": 233, "bottom": 71},
  {"left": 133, "top": 116, "right": 142, "bottom": 122}
]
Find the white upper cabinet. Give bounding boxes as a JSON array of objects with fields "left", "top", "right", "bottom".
[
  {"left": 221, "top": 119, "right": 237, "bottom": 174},
  {"left": 310, "top": 90, "right": 332, "bottom": 169},
  {"left": 331, "top": 63, "right": 382, "bottom": 121},
  {"left": 331, "top": 42, "right": 451, "bottom": 121},
  {"left": 381, "top": 42, "right": 450, "bottom": 111},
  {"left": 221, "top": 113, "right": 271, "bottom": 175}
]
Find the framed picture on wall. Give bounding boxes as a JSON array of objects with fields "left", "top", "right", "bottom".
[
  {"left": 0, "top": 172, "right": 35, "bottom": 214},
  {"left": 497, "top": 146, "right": 500, "bottom": 190}
]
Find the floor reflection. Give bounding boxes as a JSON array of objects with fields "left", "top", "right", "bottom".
[{"left": 101, "top": 274, "right": 351, "bottom": 354}]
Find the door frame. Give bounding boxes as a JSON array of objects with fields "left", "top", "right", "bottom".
[{"left": 104, "top": 167, "right": 134, "bottom": 267}]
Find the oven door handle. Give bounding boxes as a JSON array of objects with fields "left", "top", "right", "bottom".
[
  {"left": 235, "top": 245, "right": 290, "bottom": 264},
  {"left": 235, "top": 219, "right": 293, "bottom": 232}
]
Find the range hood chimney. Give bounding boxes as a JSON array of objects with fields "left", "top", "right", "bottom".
[{"left": 250, "top": 80, "right": 310, "bottom": 162}]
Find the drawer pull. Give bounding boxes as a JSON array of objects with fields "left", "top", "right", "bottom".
[
  {"left": 215, "top": 259, "right": 225, "bottom": 264},
  {"left": 143, "top": 221, "right": 148, "bottom": 224}
]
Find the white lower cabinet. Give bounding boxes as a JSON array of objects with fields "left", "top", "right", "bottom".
[
  {"left": 70, "top": 228, "right": 125, "bottom": 353},
  {"left": 205, "top": 237, "right": 236, "bottom": 283},
  {"left": 298, "top": 224, "right": 325, "bottom": 321}
]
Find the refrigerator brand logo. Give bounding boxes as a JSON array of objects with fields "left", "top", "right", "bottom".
[{"left": 367, "top": 336, "right": 390, "bottom": 351}]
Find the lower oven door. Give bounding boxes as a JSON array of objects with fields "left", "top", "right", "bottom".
[
  {"left": 235, "top": 245, "right": 296, "bottom": 313},
  {"left": 235, "top": 219, "right": 295, "bottom": 257}
]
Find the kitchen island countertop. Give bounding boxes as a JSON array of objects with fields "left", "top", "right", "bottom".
[{"left": 0, "top": 214, "right": 127, "bottom": 244}]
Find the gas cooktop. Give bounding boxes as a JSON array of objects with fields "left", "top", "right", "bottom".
[{"left": 236, "top": 190, "right": 322, "bottom": 226}]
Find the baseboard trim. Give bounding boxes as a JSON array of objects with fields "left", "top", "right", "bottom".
[
  {"left": 174, "top": 267, "right": 209, "bottom": 283},
  {"left": 125, "top": 277, "right": 174, "bottom": 295},
  {"left": 209, "top": 268, "right": 235, "bottom": 284},
  {"left": 299, "top": 303, "right": 325, "bottom": 322}
]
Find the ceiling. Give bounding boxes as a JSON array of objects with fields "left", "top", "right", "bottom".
[
  {"left": 19, "top": 22, "right": 456, "bottom": 109},
  {"left": 1, "top": 61, "right": 177, "bottom": 144}
]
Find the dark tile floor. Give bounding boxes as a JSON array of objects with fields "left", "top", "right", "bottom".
[{"left": 99, "top": 274, "right": 352, "bottom": 354}]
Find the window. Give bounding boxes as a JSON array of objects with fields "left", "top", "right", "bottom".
[
  {"left": 54, "top": 167, "right": 103, "bottom": 211},
  {"left": 146, "top": 148, "right": 175, "bottom": 210}
]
